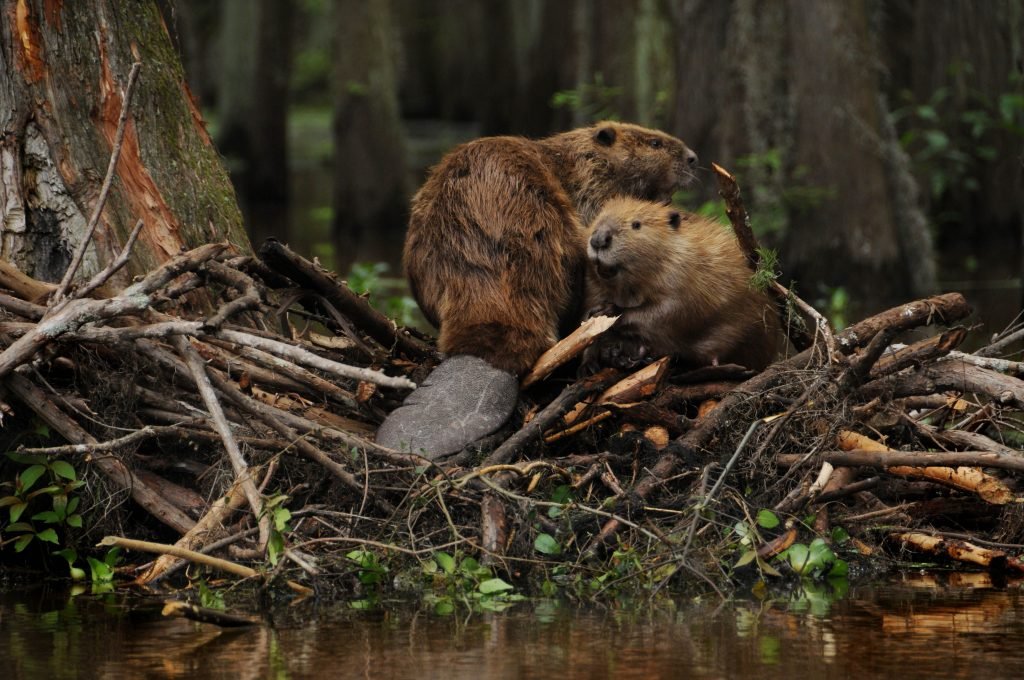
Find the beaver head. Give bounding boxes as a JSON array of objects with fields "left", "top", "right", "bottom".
[
  {"left": 588, "top": 121, "right": 698, "bottom": 202},
  {"left": 540, "top": 122, "right": 698, "bottom": 224},
  {"left": 586, "top": 197, "right": 688, "bottom": 308}
]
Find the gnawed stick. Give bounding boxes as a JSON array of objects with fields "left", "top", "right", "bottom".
[
  {"left": 835, "top": 430, "right": 1013, "bottom": 504},
  {"left": 161, "top": 601, "right": 259, "bottom": 627},
  {"left": 100, "top": 536, "right": 312, "bottom": 595},
  {"left": 891, "top": 532, "right": 1017, "bottom": 571},
  {"left": 521, "top": 314, "right": 619, "bottom": 388}
]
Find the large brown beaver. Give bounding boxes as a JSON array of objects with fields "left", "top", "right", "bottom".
[
  {"left": 403, "top": 121, "right": 698, "bottom": 376},
  {"left": 584, "top": 197, "right": 779, "bottom": 371},
  {"left": 379, "top": 123, "right": 697, "bottom": 458}
]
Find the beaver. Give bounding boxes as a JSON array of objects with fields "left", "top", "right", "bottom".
[
  {"left": 584, "top": 197, "right": 779, "bottom": 371},
  {"left": 403, "top": 121, "right": 698, "bottom": 376},
  {"left": 379, "top": 123, "right": 697, "bottom": 458}
]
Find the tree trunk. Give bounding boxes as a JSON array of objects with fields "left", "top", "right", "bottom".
[
  {"left": 218, "top": 0, "right": 292, "bottom": 202},
  {"left": 0, "top": 0, "right": 250, "bottom": 287},
  {"left": 332, "top": 0, "right": 408, "bottom": 268}
]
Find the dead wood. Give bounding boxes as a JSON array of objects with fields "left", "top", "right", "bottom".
[{"left": 0, "top": 164, "right": 1017, "bottom": 599}]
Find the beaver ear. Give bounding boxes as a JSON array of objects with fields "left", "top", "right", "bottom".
[
  {"left": 668, "top": 211, "right": 681, "bottom": 230},
  {"left": 594, "top": 127, "right": 617, "bottom": 147}
]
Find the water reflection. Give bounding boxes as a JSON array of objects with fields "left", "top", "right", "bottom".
[{"left": 3, "top": 575, "right": 1024, "bottom": 680}]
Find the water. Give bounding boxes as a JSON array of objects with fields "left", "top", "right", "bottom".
[{"left": 4, "top": 575, "right": 1024, "bottom": 679}]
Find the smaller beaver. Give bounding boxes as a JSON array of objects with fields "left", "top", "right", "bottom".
[{"left": 584, "top": 197, "right": 779, "bottom": 370}]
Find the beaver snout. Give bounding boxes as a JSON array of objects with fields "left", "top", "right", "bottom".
[
  {"left": 685, "top": 149, "right": 698, "bottom": 167},
  {"left": 589, "top": 225, "right": 614, "bottom": 252}
]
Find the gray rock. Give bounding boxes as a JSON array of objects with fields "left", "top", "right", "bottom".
[{"left": 376, "top": 355, "right": 519, "bottom": 459}]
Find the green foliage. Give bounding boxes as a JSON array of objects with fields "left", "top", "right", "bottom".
[
  {"left": 894, "top": 66, "right": 1024, "bottom": 228},
  {"left": 346, "top": 261, "right": 420, "bottom": 327},
  {"left": 778, "top": 538, "right": 848, "bottom": 580},
  {"left": 85, "top": 547, "right": 121, "bottom": 585},
  {"left": 1, "top": 449, "right": 85, "bottom": 555},
  {"left": 421, "top": 550, "right": 524, "bottom": 613},
  {"left": 750, "top": 248, "right": 779, "bottom": 292},
  {"left": 347, "top": 549, "right": 388, "bottom": 587},
  {"left": 551, "top": 74, "right": 624, "bottom": 122},
  {"left": 262, "top": 494, "right": 293, "bottom": 567},
  {"left": 197, "top": 579, "right": 226, "bottom": 610},
  {"left": 824, "top": 286, "right": 849, "bottom": 330}
]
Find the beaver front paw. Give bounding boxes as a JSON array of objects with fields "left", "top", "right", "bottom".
[{"left": 581, "top": 334, "right": 651, "bottom": 373}]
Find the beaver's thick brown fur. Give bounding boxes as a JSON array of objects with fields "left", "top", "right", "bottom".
[
  {"left": 585, "top": 197, "right": 779, "bottom": 370},
  {"left": 403, "top": 122, "right": 698, "bottom": 376}
]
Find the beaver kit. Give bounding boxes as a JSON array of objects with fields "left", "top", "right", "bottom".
[{"left": 583, "top": 196, "right": 779, "bottom": 371}]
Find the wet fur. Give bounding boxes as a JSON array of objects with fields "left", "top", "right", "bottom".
[
  {"left": 404, "top": 122, "right": 697, "bottom": 375},
  {"left": 585, "top": 197, "right": 779, "bottom": 370}
]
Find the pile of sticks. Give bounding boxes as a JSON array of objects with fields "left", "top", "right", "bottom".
[{"left": 1, "top": 180, "right": 1022, "bottom": 596}]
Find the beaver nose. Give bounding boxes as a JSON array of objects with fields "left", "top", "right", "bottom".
[
  {"left": 685, "top": 149, "right": 698, "bottom": 167},
  {"left": 590, "top": 227, "right": 612, "bottom": 251}
]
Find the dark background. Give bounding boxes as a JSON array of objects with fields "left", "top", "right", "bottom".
[{"left": 160, "top": 0, "right": 1024, "bottom": 332}]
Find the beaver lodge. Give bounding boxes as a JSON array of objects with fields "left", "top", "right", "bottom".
[{"left": 1, "top": 165, "right": 1022, "bottom": 610}]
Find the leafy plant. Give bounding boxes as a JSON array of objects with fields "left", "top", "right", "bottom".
[
  {"left": 1, "top": 452, "right": 84, "bottom": 554},
  {"left": 422, "top": 550, "right": 523, "bottom": 613},
  {"left": 346, "top": 261, "right": 420, "bottom": 327},
  {"left": 262, "top": 493, "right": 293, "bottom": 566}
]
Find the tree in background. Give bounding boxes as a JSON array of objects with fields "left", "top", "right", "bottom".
[
  {"left": 217, "top": 0, "right": 292, "bottom": 202},
  {"left": 332, "top": 0, "right": 409, "bottom": 267},
  {"left": 0, "top": 0, "right": 250, "bottom": 286}
]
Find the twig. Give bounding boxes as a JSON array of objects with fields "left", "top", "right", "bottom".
[
  {"left": 100, "top": 535, "right": 311, "bottom": 595},
  {"left": 53, "top": 62, "right": 142, "bottom": 304},
  {"left": 173, "top": 335, "right": 270, "bottom": 552}
]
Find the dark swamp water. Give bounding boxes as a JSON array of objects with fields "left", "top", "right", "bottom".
[{"left": 4, "top": 574, "right": 1024, "bottom": 679}]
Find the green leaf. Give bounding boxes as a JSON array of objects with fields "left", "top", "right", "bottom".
[
  {"left": 5, "top": 452, "right": 46, "bottom": 465},
  {"left": 0, "top": 495, "right": 22, "bottom": 508},
  {"left": 35, "top": 528, "right": 59, "bottom": 544},
  {"left": 756, "top": 509, "right": 780, "bottom": 529},
  {"left": 50, "top": 460, "right": 77, "bottom": 481},
  {"left": 734, "top": 550, "right": 757, "bottom": 568},
  {"left": 66, "top": 496, "right": 80, "bottom": 514},
  {"left": 18, "top": 465, "right": 47, "bottom": 493},
  {"left": 14, "top": 533, "right": 34, "bottom": 552},
  {"left": 273, "top": 507, "right": 292, "bottom": 532},
  {"left": 54, "top": 548, "right": 77, "bottom": 565},
  {"left": 6, "top": 521, "right": 33, "bottom": 532},
  {"left": 533, "top": 533, "right": 561, "bottom": 556},
  {"left": 31, "top": 510, "right": 60, "bottom": 524},
  {"left": 828, "top": 559, "right": 849, "bottom": 578},
  {"left": 433, "top": 599, "right": 455, "bottom": 616},
  {"left": 434, "top": 551, "right": 456, "bottom": 574},
  {"left": 786, "top": 544, "right": 810, "bottom": 574},
  {"left": 478, "top": 578, "right": 514, "bottom": 595},
  {"left": 86, "top": 557, "right": 114, "bottom": 583},
  {"left": 103, "top": 547, "right": 122, "bottom": 567},
  {"left": 9, "top": 501, "right": 28, "bottom": 523},
  {"left": 830, "top": 526, "right": 850, "bottom": 544}
]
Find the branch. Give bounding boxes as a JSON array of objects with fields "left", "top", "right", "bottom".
[
  {"left": 53, "top": 62, "right": 142, "bottom": 303},
  {"left": 173, "top": 335, "right": 270, "bottom": 551}
]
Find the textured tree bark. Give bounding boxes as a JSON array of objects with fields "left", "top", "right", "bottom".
[{"left": 0, "top": 0, "right": 251, "bottom": 287}]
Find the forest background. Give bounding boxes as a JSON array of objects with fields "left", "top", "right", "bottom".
[{"left": 166, "top": 0, "right": 1024, "bottom": 335}]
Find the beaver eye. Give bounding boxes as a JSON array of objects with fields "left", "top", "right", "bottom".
[
  {"left": 649, "top": 138, "right": 663, "bottom": 149},
  {"left": 631, "top": 221, "right": 641, "bottom": 230}
]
